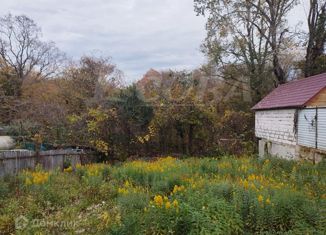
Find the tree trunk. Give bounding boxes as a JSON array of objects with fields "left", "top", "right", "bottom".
[
  {"left": 273, "top": 56, "right": 286, "bottom": 85},
  {"left": 188, "top": 124, "right": 194, "bottom": 155},
  {"left": 305, "top": 0, "right": 326, "bottom": 77}
]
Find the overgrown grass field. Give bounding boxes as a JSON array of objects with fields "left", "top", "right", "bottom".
[{"left": 0, "top": 156, "right": 325, "bottom": 234}]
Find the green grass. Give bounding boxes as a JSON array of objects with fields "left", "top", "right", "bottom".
[{"left": 0, "top": 156, "right": 325, "bottom": 234}]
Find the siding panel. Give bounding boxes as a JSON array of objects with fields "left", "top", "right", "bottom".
[
  {"left": 317, "top": 109, "right": 326, "bottom": 150},
  {"left": 298, "top": 109, "right": 317, "bottom": 148}
]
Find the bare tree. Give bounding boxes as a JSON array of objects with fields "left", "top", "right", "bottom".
[
  {"left": 248, "top": 0, "right": 298, "bottom": 84},
  {"left": 194, "top": 0, "right": 298, "bottom": 93},
  {"left": 0, "top": 14, "right": 64, "bottom": 95},
  {"left": 305, "top": 0, "right": 326, "bottom": 77}
]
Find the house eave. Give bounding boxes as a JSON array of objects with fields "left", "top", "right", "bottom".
[{"left": 252, "top": 106, "right": 303, "bottom": 112}]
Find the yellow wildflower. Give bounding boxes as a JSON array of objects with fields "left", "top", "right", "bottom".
[
  {"left": 217, "top": 161, "right": 232, "bottom": 169},
  {"left": 84, "top": 164, "right": 107, "bottom": 177},
  {"left": 172, "top": 185, "right": 185, "bottom": 194},
  {"left": 64, "top": 166, "right": 73, "bottom": 173},
  {"left": 165, "top": 201, "right": 171, "bottom": 209},
  {"left": 250, "top": 183, "right": 257, "bottom": 191},
  {"left": 25, "top": 171, "right": 49, "bottom": 185},
  {"left": 266, "top": 198, "right": 271, "bottom": 205},
  {"left": 248, "top": 174, "right": 256, "bottom": 181},
  {"left": 25, "top": 178, "right": 32, "bottom": 186},
  {"left": 125, "top": 157, "right": 178, "bottom": 173},
  {"left": 243, "top": 179, "right": 249, "bottom": 189},
  {"left": 258, "top": 195, "right": 264, "bottom": 203},
  {"left": 118, "top": 188, "right": 128, "bottom": 195},
  {"left": 172, "top": 199, "right": 179, "bottom": 208},
  {"left": 154, "top": 195, "right": 164, "bottom": 207},
  {"left": 101, "top": 211, "right": 111, "bottom": 226}
]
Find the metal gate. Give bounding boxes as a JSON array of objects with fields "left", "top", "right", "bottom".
[{"left": 298, "top": 108, "right": 326, "bottom": 150}]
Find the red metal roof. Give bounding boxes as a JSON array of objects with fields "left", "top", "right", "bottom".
[{"left": 252, "top": 73, "right": 326, "bottom": 110}]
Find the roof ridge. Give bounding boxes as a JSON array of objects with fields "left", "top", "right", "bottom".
[
  {"left": 252, "top": 72, "right": 326, "bottom": 110},
  {"left": 281, "top": 72, "right": 326, "bottom": 86}
]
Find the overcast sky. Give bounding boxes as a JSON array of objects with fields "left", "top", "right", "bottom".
[{"left": 1, "top": 0, "right": 309, "bottom": 83}]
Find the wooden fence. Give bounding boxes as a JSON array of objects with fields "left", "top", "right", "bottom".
[{"left": 0, "top": 150, "right": 96, "bottom": 177}]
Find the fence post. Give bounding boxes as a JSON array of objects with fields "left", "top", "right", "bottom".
[
  {"left": 33, "top": 134, "right": 42, "bottom": 166},
  {"left": 15, "top": 151, "right": 18, "bottom": 175},
  {"left": 314, "top": 107, "right": 318, "bottom": 164}
]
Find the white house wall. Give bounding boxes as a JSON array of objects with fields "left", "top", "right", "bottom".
[{"left": 255, "top": 109, "right": 297, "bottom": 145}]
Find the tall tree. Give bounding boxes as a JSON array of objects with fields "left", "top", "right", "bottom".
[
  {"left": 194, "top": 0, "right": 298, "bottom": 98},
  {"left": 110, "top": 85, "right": 154, "bottom": 156},
  {"left": 0, "top": 14, "right": 64, "bottom": 96},
  {"left": 0, "top": 63, "right": 19, "bottom": 124},
  {"left": 61, "top": 56, "right": 122, "bottom": 113},
  {"left": 305, "top": 0, "right": 326, "bottom": 77}
]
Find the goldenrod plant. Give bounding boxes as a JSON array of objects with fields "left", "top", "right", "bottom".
[{"left": 0, "top": 156, "right": 325, "bottom": 234}]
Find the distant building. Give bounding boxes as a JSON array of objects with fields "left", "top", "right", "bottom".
[{"left": 252, "top": 73, "right": 326, "bottom": 162}]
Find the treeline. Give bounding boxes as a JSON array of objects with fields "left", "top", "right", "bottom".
[{"left": 0, "top": 0, "right": 325, "bottom": 160}]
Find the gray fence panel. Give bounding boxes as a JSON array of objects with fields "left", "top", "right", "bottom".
[
  {"left": 298, "top": 109, "right": 317, "bottom": 148},
  {"left": 0, "top": 150, "right": 95, "bottom": 177},
  {"left": 317, "top": 109, "right": 326, "bottom": 150}
]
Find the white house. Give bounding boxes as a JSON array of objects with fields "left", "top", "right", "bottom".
[{"left": 252, "top": 73, "right": 326, "bottom": 162}]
